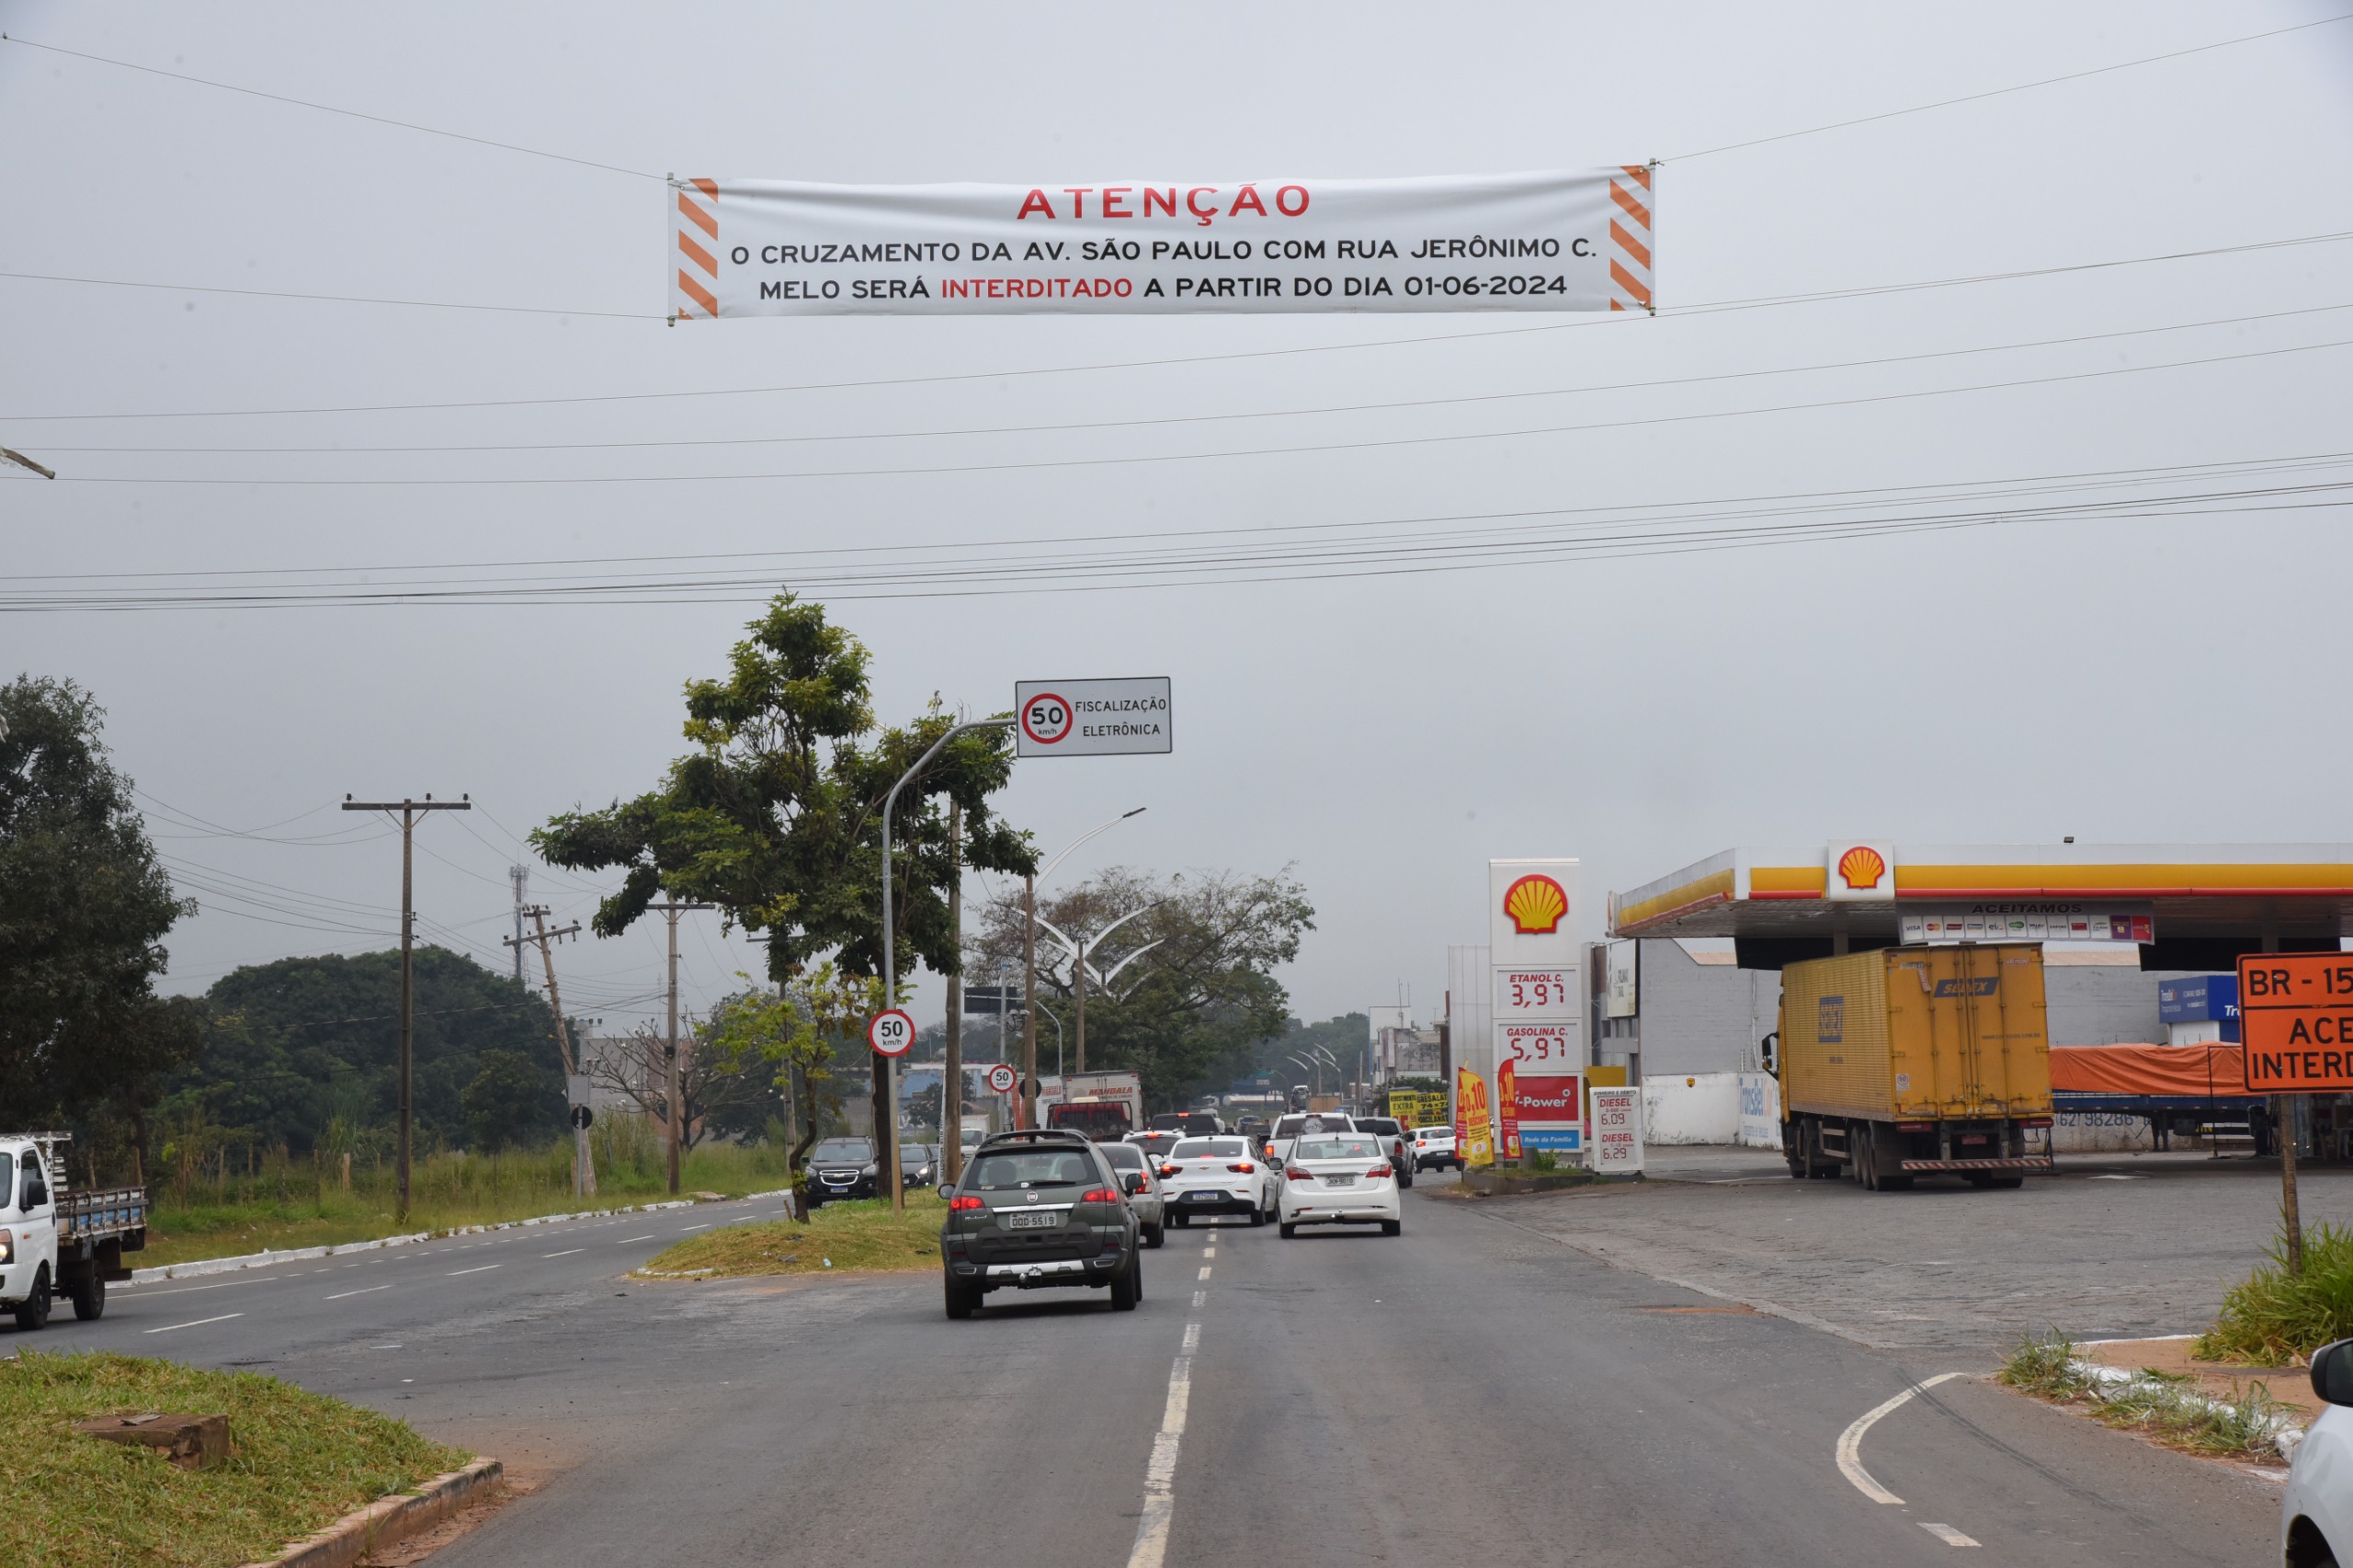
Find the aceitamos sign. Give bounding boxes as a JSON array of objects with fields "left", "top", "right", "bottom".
[{"left": 669, "top": 167, "right": 1654, "bottom": 319}]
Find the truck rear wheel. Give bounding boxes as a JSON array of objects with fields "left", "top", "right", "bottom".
[
  {"left": 69, "top": 1274, "right": 104, "bottom": 1322},
  {"left": 12, "top": 1266, "right": 51, "bottom": 1332}
]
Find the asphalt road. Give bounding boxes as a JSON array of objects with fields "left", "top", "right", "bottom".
[{"left": 37, "top": 1187, "right": 2279, "bottom": 1566}]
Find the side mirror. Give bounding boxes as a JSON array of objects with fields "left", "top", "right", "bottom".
[
  {"left": 1122, "top": 1172, "right": 1148, "bottom": 1196},
  {"left": 1759, "top": 1031, "right": 1779, "bottom": 1077},
  {"left": 2313, "top": 1339, "right": 2353, "bottom": 1406},
  {"left": 938, "top": 1183, "right": 955, "bottom": 1201},
  {"left": 21, "top": 1177, "right": 45, "bottom": 1210}
]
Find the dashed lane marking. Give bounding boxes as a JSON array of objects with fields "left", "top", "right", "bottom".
[
  {"left": 447, "top": 1265, "right": 501, "bottom": 1277},
  {"left": 1920, "top": 1524, "right": 1981, "bottom": 1547},
  {"left": 324, "top": 1284, "right": 392, "bottom": 1301},
  {"left": 1191, "top": 1290, "right": 1205, "bottom": 1309},
  {"left": 1197, "top": 1267, "right": 1211, "bottom": 1280},
  {"left": 1125, "top": 1320, "right": 1201, "bottom": 1568},
  {"left": 542, "top": 1249, "right": 584, "bottom": 1258},
  {"left": 143, "top": 1312, "right": 244, "bottom": 1335},
  {"left": 681, "top": 1223, "right": 712, "bottom": 1233},
  {"left": 617, "top": 1234, "right": 655, "bottom": 1244},
  {"left": 1836, "top": 1372, "right": 1967, "bottom": 1505}
]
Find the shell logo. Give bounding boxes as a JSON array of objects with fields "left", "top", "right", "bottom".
[
  {"left": 1836, "top": 845, "right": 1888, "bottom": 891},
  {"left": 1503, "top": 873, "right": 1569, "bottom": 935}
]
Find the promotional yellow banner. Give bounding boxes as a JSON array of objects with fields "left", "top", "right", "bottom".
[{"left": 1456, "top": 1067, "right": 1495, "bottom": 1168}]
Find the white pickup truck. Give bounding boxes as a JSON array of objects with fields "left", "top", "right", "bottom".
[{"left": 0, "top": 1133, "right": 149, "bottom": 1328}]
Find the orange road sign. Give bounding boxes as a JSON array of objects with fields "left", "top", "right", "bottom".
[{"left": 2240, "top": 951, "right": 2353, "bottom": 1091}]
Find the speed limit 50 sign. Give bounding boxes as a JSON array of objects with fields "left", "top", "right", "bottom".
[
  {"left": 867, "top": 1009, "right": 915, "bottom": 1058},
  {"left": 1015, "top": 677, "right": 1172, "bottom": 758},
  {"left": 985, "top": 1062, "right": 1017, "bottom": 1095}
]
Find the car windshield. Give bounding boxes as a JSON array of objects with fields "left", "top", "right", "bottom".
[
  {"left": 1171, "top": 1139, "right": 1245, "bottom": 1159},
  {"left": 811, "top": 1140, "right": 872, "bottom": 1162},
  {"left": 1358, "top": 1119, "right": 1398, "bottom": 1135},
  {"left": 1048, "top": 1103, "right": 1132, "bottom": 1139},
  {"left": 1276, "top": 1116, "right": 1349, "bottom": 1137},
  {"left": 963, "top": 1150, "right": 1098, "bottom": 1189},
  {"left": 902, "top": 1145, "right": 934, "bottom": 1163},
  {"left": 1416, "top": 1127, "right": 1450, "bottom": 1139},
  {"left": 1098, "top": 1144, "right": 1144, "bottom": 1169},
  {"left": 1295, "top": 1137, "right": 1381, "bottom": 1162}
]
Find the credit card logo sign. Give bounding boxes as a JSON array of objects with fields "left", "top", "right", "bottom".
[
  {"left": 1836, "top": 845, "right": 1887, "bottom": 891},
  {"left": 1502, "top": 873, "right": 1569, "bottom": 935},
  {"left": 1818, "top": 994, "right": 1845, "bottom": 1043}
]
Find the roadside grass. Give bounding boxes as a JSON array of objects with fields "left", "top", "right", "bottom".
[
  {"left": 1997, "top": 1331, "right": 2290, "bottom": 1460},
  {"left": 638, "top": 1191, "right": 946, "bottom": 1278},
  {"left": 141, "top": 1129, "right": 794, "bottom": 1267},
  {"left": 2192, "top": 1221, "right": 2353, "bottom": 1367},
  {"left": 0, "top": 1350, "right": 466, "bottom": 1568}
]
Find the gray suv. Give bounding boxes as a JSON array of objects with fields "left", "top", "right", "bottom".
[{"left": 940, "top": 1130, "right": 1144, "bottom": 1319}]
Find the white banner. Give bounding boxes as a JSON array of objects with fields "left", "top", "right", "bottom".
[{"left": 670, "top": 168, "right": 1654, "bottom": 319}]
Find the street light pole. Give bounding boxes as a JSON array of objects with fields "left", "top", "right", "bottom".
[
  {"left": 881, "top": 720, "right": 1011, "bottom": 1214},
  {"left": 1019, "top": 807, "right": 1145, "bottom": 1121}
]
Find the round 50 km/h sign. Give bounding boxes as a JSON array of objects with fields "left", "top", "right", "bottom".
[
  {"left": 1020, "top": 692, "right": 1074, "bottom": 747},
  {"left": 867, "top": 1009, "right": 915, "bottom": 1058},
  {"left": 985, "top": 1062, "right": 1017, "bottom": 1095}
]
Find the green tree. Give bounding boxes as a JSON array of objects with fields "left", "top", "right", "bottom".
[
  {"left": 0, "top": 676, "right": 198, "bottom": 1147},
  {"left": 533, "top": 593, "right": 1034, "bottom": 984},
  {"left": 181, "top": 949, "right": 556, "bottom": 1153},
  {"left": 972, "top": 867, "right": 1314, "bottom": 1108},
  {"left": 701, "top": 963, "right": 881, "bottom": 1219},
  {"left": 461, "top": 1050, "right": 563, "bottom": 1151}
]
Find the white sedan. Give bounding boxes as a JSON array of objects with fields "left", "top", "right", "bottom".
[
  {"left": 1156, "top": 1136, "right": 1276, "bottom": 1227},
  {"left": 1277, "top": 1131, "right": 1403, "bottom": 1238}
]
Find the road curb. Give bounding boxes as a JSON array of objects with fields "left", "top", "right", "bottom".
[
  {"left": 128, "top": 1189, "right": 794, "bottom": 1284},
  {"left": 241, "top": 1457, "right": 504, "bottom": 1568}
]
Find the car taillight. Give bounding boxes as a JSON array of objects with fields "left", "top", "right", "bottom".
[
  {"left": 949, "top": 1195, "right": 983, "bottom": 1211},
  {"left": 1080, "top": 1187, "right": 1120, "bottom": 1204},
  {"left": 1227, "top": 1162, "right": 1256, "bottom": 1174},
  {"left": 1367, "top": 1166, "right": 1392, "bottom": 1179},
  {"left": 1158, "top": 1164, "right": 1179, "bottom": 1176},
  {"left": 1286, "top": 1166, "right": 1316, "bottom": 1181}
]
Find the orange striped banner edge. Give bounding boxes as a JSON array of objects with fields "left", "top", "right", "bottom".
[
  {"left": 1608, "top": 181, "right": 1651, "bottom": 231},
  {"left": 1620, "top": 164, "right": 1652, "bottom": 192},
  {"left": 1608, "top": 218, "right": 1652, "bottom": 272},
  {"left": 676, "top": 269, "right": 719, "bottom": 317},
  {"left": 1608, "top": 259, "right": 1652, "bottom": 309}
]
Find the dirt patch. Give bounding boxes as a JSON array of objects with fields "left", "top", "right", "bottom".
[{"left": 2081, "top": 1335, "right": 2320, "bottom": 1422}]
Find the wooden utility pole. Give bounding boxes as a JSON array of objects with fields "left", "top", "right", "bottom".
[
  {"left": 942, "top": 802, "right": 964, "bottom": 1184},
  {"left": 1022, "top": 875, "right": 1040, "bottom": 1130},
  {"left": 342, "top": 794, "right": 470, "bottom": 1226},
  {"left": 647, "top": 901, "right": 714, "bottom": 1195},
  {"left": 504, "top": 906, "right": 589, "bottom": 1196}
]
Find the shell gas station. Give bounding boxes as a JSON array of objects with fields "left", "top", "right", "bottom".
[{"left": 1601, "top": 840, "right": 2353, "bottom": 1162}]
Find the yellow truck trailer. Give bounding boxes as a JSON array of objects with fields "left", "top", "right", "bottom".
[{"left": 1773, "top": 944, "right": 2055, "bottom": 1191}]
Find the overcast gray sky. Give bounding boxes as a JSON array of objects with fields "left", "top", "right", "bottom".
[{"left": 4, "top": 0, "right": 2349, "bottom": 1037}]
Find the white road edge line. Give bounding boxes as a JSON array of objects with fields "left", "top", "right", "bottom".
[
  {"left": 1920, "top": 1523, "right": 1981, "bottom": 1547},
  {"left": 1836, "top": 1372, "right": 1966, "bottom": 1505},
  {"left": 1126, "top": 1320, "right": 1201, "bottom": 1568},
  {"left": 143, "top": 1312, "right": 244, "bottom": 1335},
  {"left": 447, "top": 1265, "right": 501, "bottom": 1277},
  {"left": 324, "top": 1284, "right": 392, "bottom": 1301}
]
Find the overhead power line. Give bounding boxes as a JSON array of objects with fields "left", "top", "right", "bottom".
[
  {"left": 0, "top": 268, "right": 663, "bottom": 322},
  {"left": 32, "top": 300, "right": 2353, "bottom": 458},
  {"left": 3, "top": 229, "right": 2347, "bottom": 421},
  {"left": 0, "top": 31, "right": 662, "bottom": 181},
  {"left": 14, "top": 460, "right": 2346, "bottom": 610},
  {"left": 40, "top": 335, "right": 2353, "bottom": 489},
  {"left": 1670, "top": 11, "right": 2353, "bottom": 160}
]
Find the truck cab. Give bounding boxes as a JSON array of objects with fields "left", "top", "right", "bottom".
[{"left": 0, "top": 1133, "right": 147, "bottom": 1327}]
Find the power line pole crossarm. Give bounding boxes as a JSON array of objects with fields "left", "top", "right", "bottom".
[{"left": 342, "top": 793, "right": 471, "bottom": 1227}]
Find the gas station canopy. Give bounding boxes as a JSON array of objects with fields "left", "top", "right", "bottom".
[{"left": 1607, "top": 843, "right": 2353, "bottom": 971}]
